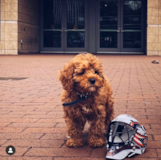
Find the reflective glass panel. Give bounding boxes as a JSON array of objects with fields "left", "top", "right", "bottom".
[
  {"left": 66, "top": 0, "right": 85, "bottom": 48},
  {"left": 44, "top": 31, "right": 61, "bottom": 47},
  {"left": 100, "top": 32, "right": 117, "bottom": 48},
  {"left": 100, "top": 0, "right": 118, "bottom": 48},
  {"left": 123, "top": 32, "right": 141, "bottom": 48},
  {"left": 123, "top": 0, "right": 142, "bottom": 29},
  {"left": 123, "top": 0, "right": 142, "bottom": 48},
  {"left": 43, "top": 0, "right": 62, "bottom": 48},
  {"left": 100, "top": 0, "right": 118, "bottom": 29},
  {"left": 44, "top": 0, "right": 62, "bottom": 29},
  {"left": 67, "top": 31, "right": 85, "bottom": 48}
]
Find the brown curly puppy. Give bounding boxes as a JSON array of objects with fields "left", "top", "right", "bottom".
[{"left": 59, "top": 53, "right": 114, "bottom": 148}]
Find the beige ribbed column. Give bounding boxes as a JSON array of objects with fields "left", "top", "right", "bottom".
[
  {"left": 0, "top": 0, "right": 18, "bottom": 55},
  {"left": 18, "top": 0, "right": 39, "bottom": 54},
  {"left": 147, "top": 0, "right": 161, "bottom": 56}
]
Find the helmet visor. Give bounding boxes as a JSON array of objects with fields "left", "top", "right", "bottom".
[{"left": 108, "top": 122, "right": 135, "bottom": 144}]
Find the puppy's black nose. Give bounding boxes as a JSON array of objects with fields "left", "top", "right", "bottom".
[{"left": 89, "top": 78, "right": 95, "bottom": 84}]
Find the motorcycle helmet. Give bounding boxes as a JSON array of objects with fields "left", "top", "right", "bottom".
[{"left": 106, "top": 114, "right": 148, "bottom": 160}]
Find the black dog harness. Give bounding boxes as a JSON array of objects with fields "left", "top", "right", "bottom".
[{"left": 62, "top": 93, "right": 91, "bottom": 107}]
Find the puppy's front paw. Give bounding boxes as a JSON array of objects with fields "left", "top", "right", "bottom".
[
  {"left": 88, "top": 138, "right": 105, "bottom": 148},
  {"left": 66, "top": 138, "right": 83, "bottom": 148}
]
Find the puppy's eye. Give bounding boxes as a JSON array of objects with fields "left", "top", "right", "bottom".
[
  {"left": 78, "top": 70, "right": 85, "bottom": 75},
  {"left": 95, "top": 70, "right": 99, "bottom": 74}
]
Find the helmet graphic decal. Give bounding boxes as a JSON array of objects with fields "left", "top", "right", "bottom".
[{"left": 130, "top": 122, "right": 139, "bottom": 129}]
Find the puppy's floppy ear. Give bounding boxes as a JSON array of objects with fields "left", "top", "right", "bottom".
[{"left": 59, "top": 62, "right": 74, "bottom": 91}]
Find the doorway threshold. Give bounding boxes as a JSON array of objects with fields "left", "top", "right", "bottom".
[
  {"left": 40, "top": 51, "right": 87, "bottom": 54},
  {"left": 40, "top": 51, "right": 144, "bottom": 55},
  {"left": 97, "top": 52, "right": 144, "bottom": 54}
]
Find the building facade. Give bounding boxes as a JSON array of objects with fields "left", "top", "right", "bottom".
[{"left": 0, "top": 0, "right": 161, "bottom": 55}]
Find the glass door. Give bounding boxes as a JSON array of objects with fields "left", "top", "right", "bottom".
[{"left": 121, "top": 0, "right": 144, "bottom": 52}]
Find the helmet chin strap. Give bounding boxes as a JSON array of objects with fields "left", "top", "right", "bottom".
[{"left": 62, "top": 92, "right": 91, "bottom": 107}]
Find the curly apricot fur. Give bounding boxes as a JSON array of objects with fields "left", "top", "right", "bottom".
[{"left": 59, "top": 53, "right": 114, "bottom": 148}]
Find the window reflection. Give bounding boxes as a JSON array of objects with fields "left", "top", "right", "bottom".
[
  {"left": 100, "top": 0, "right": 118, "bottom": 48},
  {"left": 67, "top": 31, "right": 85, "bottom": 47},
  {"left": 123, "top": 0, "right": 142, "bottom": 48},
  {"left": 124, "top": 1, "right": 142, "bottom": 11},
  {"left": 123, "top": 0, "right": 142, "bottom": 29},
  {"left": 44, "top": 0, "right": 62, "bottom": 29},
  {"left": 123, "top": 32, "right": 141, "bottom": 48},
  {"left": 66, "top": 0, "right": 85, "bottom": 48},
  {"left": 43, "top": 0, "right": 62, "bottom": 48},
  {"left": 100, "top": 32, "right": 117, "bottom": 48},
  {"left": 44, "top": 31, "right": 61, "bottom": 47}
]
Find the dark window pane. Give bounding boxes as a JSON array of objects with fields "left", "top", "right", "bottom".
[
  {"left": 67, "top": 31, "right": 85, "bottom": 48},
  {"left": 123, "top": 0, "right": 142, "bottom": 29},
  {"left": 123, "top": 1, "right": 142, "bottom": 49},
  {"left": 43, "top": 0, "right": 62, "bottom": 29},
  {"left": 123, "top": 32, "right": 141, "bottom": 48},
  {"left": 66, "top": 0, "right": 85, "bottom": 48},
  {"left": 44, "top": 31, "right": 61, "bottom": 47},
  {"left": 67, "top": 0, "right": 85, "bottom": 29},
  {"left": 100, "top": 32, "right": 117, "bottom": 48},
  {"left": 43, "top": 0, "right": 62, "bottom": 48},
  {"left": 100, "top": 0, "right": 118, "bottom": 29}
]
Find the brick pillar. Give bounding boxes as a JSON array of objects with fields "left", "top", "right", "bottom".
[
  {"left": 0, "top": 0, "right": 18, "bottom": 55},
  {"left": 18, "top": 0, "right": 39, "bottom": 54},
  {"left": 147, "top": 0, "right": 161, "bottom": 56}
]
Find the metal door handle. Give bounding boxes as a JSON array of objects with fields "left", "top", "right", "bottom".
[
  {"left": 117, "top": 28, "right": 124, "bottom": 32},
  {"left": 61, "top": 28, "right": 67, "bottom": 32},
  {"left": 121, "top": 28, "right": 124, "bottom": 32},
  {"left": 117, "top": 28, "right": 120, "bottom": 32}
]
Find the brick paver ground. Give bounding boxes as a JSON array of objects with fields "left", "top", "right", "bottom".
[{"left": 0, "top": 54, "right": 161, "bottom": 160}]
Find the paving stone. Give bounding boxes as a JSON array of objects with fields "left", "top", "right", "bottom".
[
  {"left": 25, "top": 146, "right": 92, "bottom": 157},
  {"left": 0, "top": 157, "right": 53, "bottom": 160},
  {"left": 154, "top": 135, "right": 161, "bottom": 140},
  {"left": 40, "top": 133, "right": 67, "bottom": 140},
  {"left": 3, "top": 139, "right": 65, "bottom": 148},
  {"left": 7, "top": 122, "right": 57, "bottom": 128},
  {"left": 23, "top": 128, "right": 66, "bottom": 134},
  {"left": 157, "top": 149, "right": 161, "bottom": 158},
  {"left": 0, "top": 127, "right": 25, "bottom": 133},
  {"left": 0, "top": 133, "right": 44, "bottom": 140}
]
